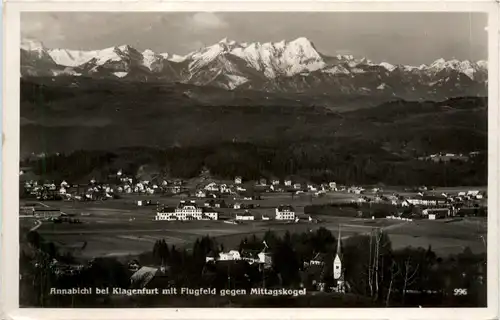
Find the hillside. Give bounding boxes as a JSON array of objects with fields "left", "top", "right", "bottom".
[{"left": 20, "top": 77, "right": 487, "bottom": 186}]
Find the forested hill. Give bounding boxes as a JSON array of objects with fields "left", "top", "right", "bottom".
[{"left": 20, "top": 78, "right": 487, "bottom": 186}]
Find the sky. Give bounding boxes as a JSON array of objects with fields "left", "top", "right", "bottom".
[{"left": 21, "top": 12, "right": 488, "bottom": 65}]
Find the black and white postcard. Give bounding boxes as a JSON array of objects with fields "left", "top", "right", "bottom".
[{"left": 1, "top": 2, "right": 499, "bottom": 320}]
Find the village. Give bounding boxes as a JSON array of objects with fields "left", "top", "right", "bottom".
[
  {"left": 19, "top": 169, "right": 488, "bottom": 299},
  {"left": 21, "top": 168, "right": 487, "bottom": 223}
]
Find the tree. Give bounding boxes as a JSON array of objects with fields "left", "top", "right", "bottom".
[{"left": 367, "top": 230, "right": 392, "bottom": 301}]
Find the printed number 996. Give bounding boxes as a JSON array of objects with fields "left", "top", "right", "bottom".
[{"left": 454, "top": 288, "right": 468, "bottom": 296}]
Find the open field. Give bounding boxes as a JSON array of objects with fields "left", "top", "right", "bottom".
[{"left": 20, "top": 190, "right": 487, "bottom": 259}]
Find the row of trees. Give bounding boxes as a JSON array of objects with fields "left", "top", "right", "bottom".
[
  {"left": 20, "top": 227, "right": 487, "bottom": 307},
  {"left": 22, "top": 140, "right": 487, "bottom": 187}
]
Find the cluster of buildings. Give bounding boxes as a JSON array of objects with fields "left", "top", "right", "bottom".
[
  {"left": 154, "top": 200, "right": 298, "bottom": 222},
  {"left": 22, "top": 179, "right": 116, "bottom": 201},
  {"left": 155, "top": 200, "right": 218, "bottom": 221},
  {"left": 205, "top": 244, "right": 273, "bottom": 268},
  {"left": 386, "top": 189, "right": 486, "bottom": 220},
  {"left": 418, "top": 151, "right": 482, "bottom": 163}
]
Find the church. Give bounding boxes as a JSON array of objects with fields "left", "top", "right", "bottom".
[{"left": 330, "top": 226, "right": 346, "bottom": 293}]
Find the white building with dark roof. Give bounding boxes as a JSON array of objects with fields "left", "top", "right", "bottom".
[
  {"left": 235, "top": 211, "right": 255, "bottom": 221},
  {"left": 155, "top": 200, "right": 218, "bottom": 221},
  {"left": 275, "top": 205, "right": 295, "bottom": 220}
]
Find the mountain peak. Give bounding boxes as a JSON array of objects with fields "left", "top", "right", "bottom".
[
  {"left": 219, "top": 37, "right": 237, "bottom": 46},
  {"left": 289, "top": 37, "right": 316, "bottom": 49},
  {"left": 21, "top": 38, "right": 45, "bottom": 51},
  {"left": 142, "top": 49, "right": 156, "bottom": 55},
  {"left": 117, "top": 44, "right": 134, "bottom": 52}
]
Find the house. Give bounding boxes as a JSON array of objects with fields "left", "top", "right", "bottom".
[
  {"left": 258, "top": 178, "right": 267, "bottom": 186},
  {"left": 33, "top": 208, "right": 61, "bottom": 219},
  {"left": 305, "top": 252, "right": 327, "bottom": 267},
  {"left": 258, "top": 246, "right": 273, "bottom": 266},
  {"left": 233, "top": 202, "right": 242, "bottom": 209},
  {"left": 236, "top": 186, "right": 247, "bottom": 192},
  {"left": 406, "top": 195, "right": 447, "bottom": 206},
  {"left": 235, "top": 176, "right": 243, "bottom": 185},
  {"left": 220, "top": 184, "right": 231, "bottom": 194},
  {"left": 130, "top": 266, "right": 169, "bottom": 289},
  {"left": 284, "top": 179, "right": 292, "bottom": 186},
  {"left": 329, "top": 182, "right": 337, "bottom": 191},
  {"left": 423, "top": 208, "right": 450, "bottom": 219},
  {"left": 214, "top": 199, "right": 227, "bottom": 208},
  {"left": 202, "top": 208, "right": 218, "bottom": 220},
  {"left": 307, "top": 184, "right": 318, "bottom": 192},
  {"left": 204, "top": 182, "right": 219, "bottom": 192},
  {"left": 204, "top": 199, "right": 215, "bottom": 208},
  {"left": 293, "top": 183, "right": 302, "bottom": 190},
  {"left": 235, "top": 211, "right": 255, "bottom": 221},
  {"left": 196, "top": 190, "right": 207, "bottom": 198},
  {"left": 205, "top": 251, "right": 217, "bottom": 263},
  {"left": 348, "top": 187, "right": 364, "bottom": 194},
  {"left": 218, "top": 250, "right": 242, "bottom": 261},
  {"left": 155, "top": 200, "right": 218, "bottom": 221},
  {"left": 275, "top": 205, "right": 295, "bottom": 220},
  {"left": 271, "top": 178, "right": 280, "bottom": 186}
]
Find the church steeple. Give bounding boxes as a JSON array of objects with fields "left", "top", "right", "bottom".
[
  {"left": 337, "top": 224, "right": 342, "bottom": 257},
  {"left": 332, "top": 224, "right": 346, "bottom": 293}
]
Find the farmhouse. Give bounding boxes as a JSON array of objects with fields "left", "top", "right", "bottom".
[
  {"left": 275, "top": 205, "right": 296, "bottom": 220},
  {"left": 33, "top": 208, "right": 61, "bottom": 219},
  {"left": 235, "top": 211, "right": 255, "bottom": 221},
  {"left": 271, "top": 178, "right": 280, "bottom": 185},
  {"left": 423, "top": 208, "right": 450, "bottom": 220},
  {"left": 234, "top": 176, "right": 243, "bottom": 185}
]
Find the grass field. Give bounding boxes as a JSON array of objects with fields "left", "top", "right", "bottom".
[{"left": 20, "top": 191, "right": 487, "bottom": 259}]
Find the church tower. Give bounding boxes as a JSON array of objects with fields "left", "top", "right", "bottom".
[{"left": 333, "top": 225, "right": 345, "bottom": 293}]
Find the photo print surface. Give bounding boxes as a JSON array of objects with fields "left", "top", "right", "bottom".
[{"left": 18, "top": 11, "right": 489, "bottom": 308}]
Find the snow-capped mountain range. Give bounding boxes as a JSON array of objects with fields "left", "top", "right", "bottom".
[{"left": 21, "top": 37, "right": 488, "bottom": 99}]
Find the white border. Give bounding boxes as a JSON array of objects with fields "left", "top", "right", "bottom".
[{"left": 2, "top": 2, "right": 499, "bottom": 320}]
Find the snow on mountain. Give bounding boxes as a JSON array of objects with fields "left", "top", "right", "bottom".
[
  {"left": 231, "top": 37, "right": 325, "bottom": 78},
  {"left": 21, "top": 39, "right": 46, "bottom": 53},
  {"left": 141, "top": 49, "right": 165, "bottom": 72},
  {"left": 224, "top": 74, "right": 249, "bottom": 89},
  {"left": 477, "top": 60, "right": 488, "bottom": 70},
  {"left": 113, "top": 72, "right": 128, "bottom": 78},
  {"left": 425, "top": 58, "right": 486, "bottom": 80},
  {"left": 160, "top": 53, "right": 187, "bottom": 63},
  {"left": 379, "top": 62, "right": 396, "bottom": 72},
  {"left": 20, "top": 37, "right": 488, "bottom": 99},
  {"left": 48, "top": 49, "right": 98, "bottom": 67},
  {"left": 322, "top": 65, "right": 350, "bottom": 75}
]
